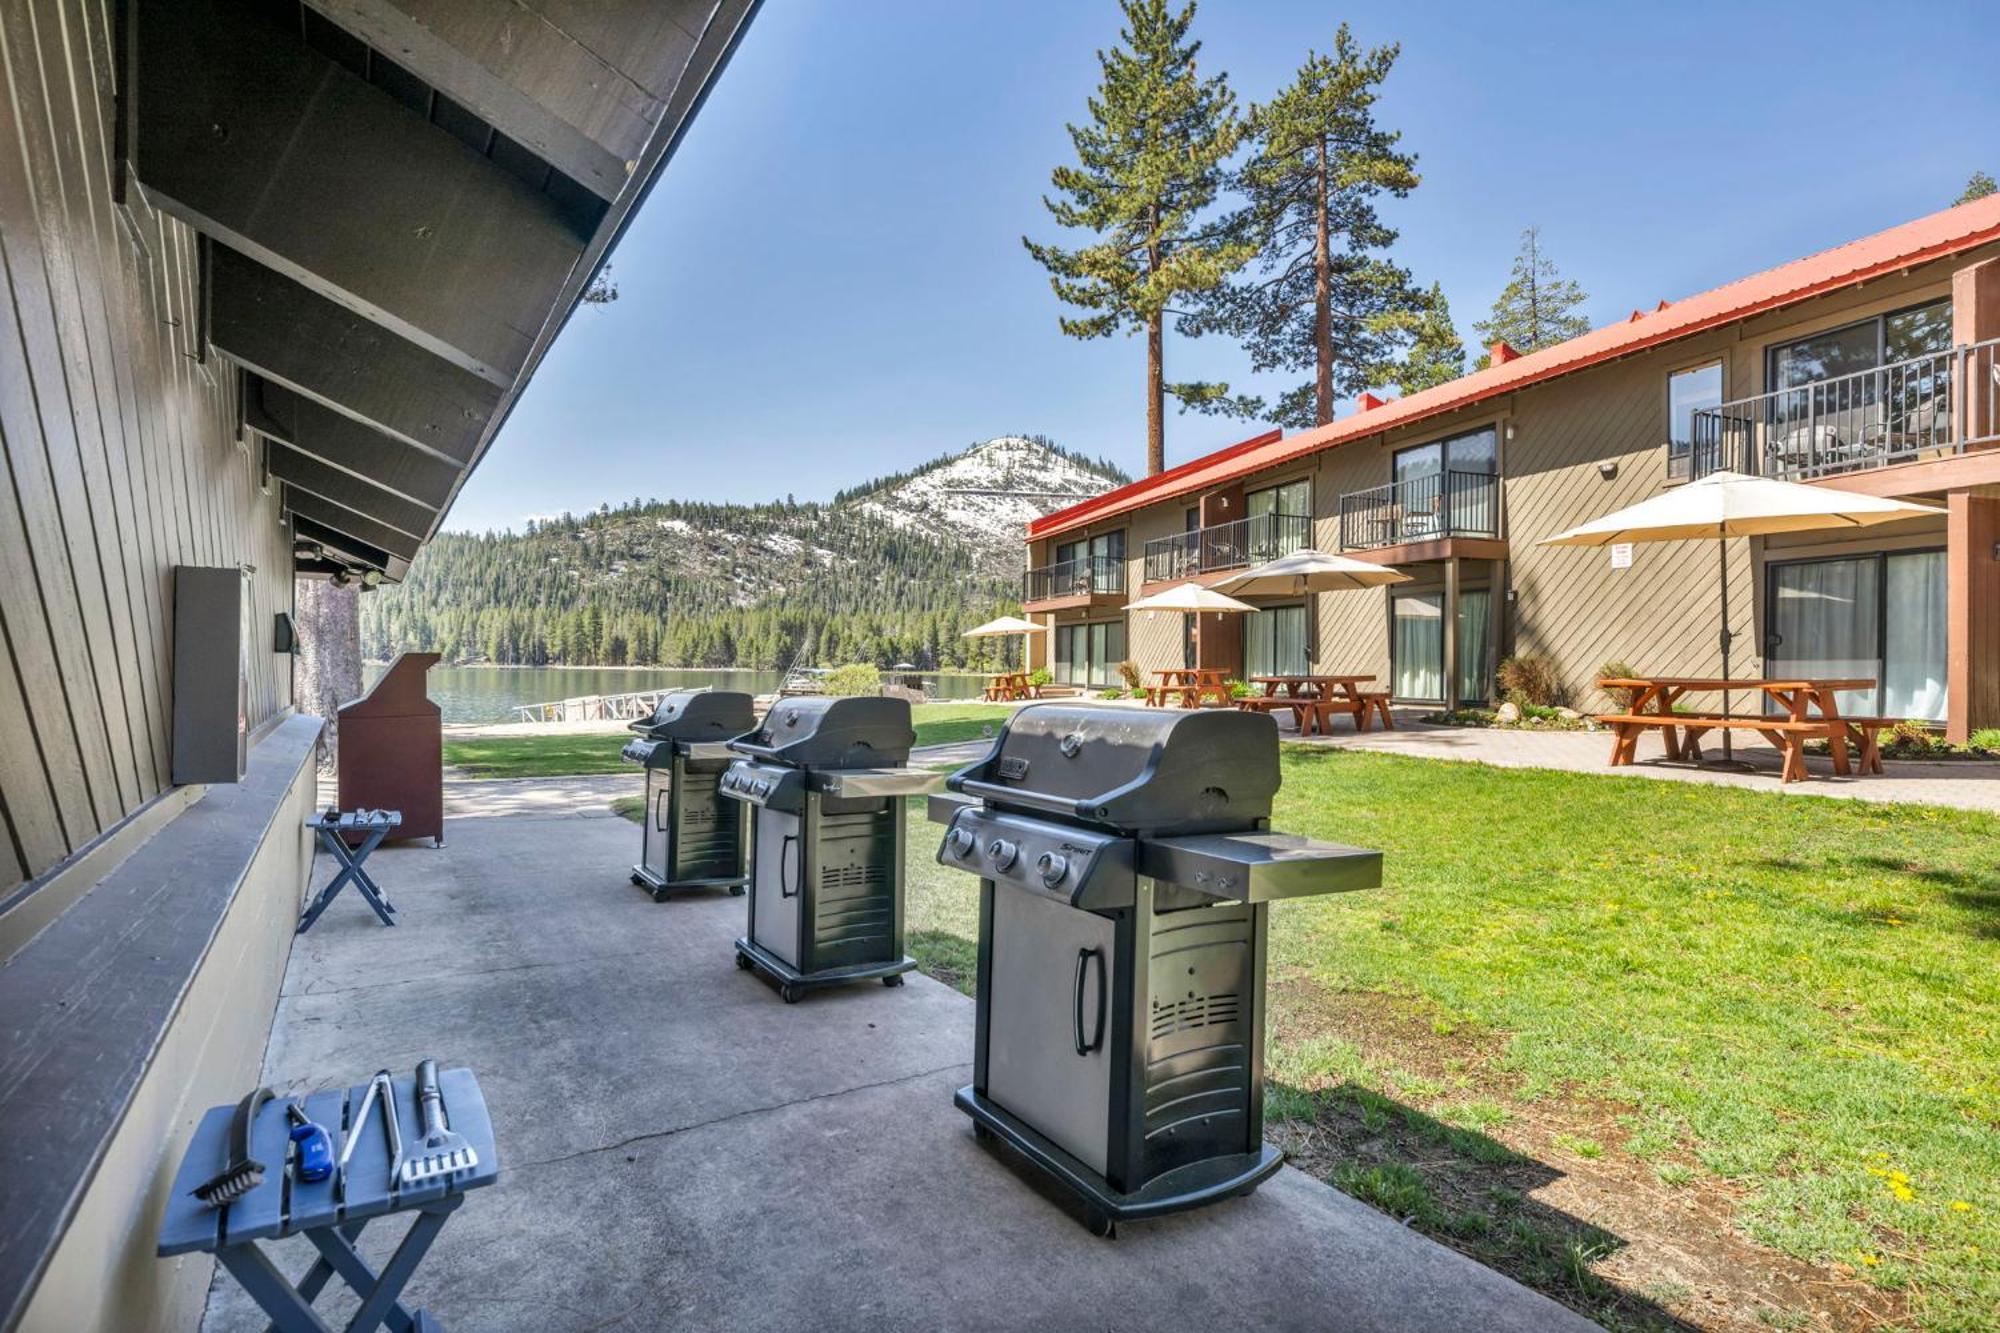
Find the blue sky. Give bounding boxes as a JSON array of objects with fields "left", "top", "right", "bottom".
[{"left": 446, "top": 0, "right": 2000, "bottom": 534}]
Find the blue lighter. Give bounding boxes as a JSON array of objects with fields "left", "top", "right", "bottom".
[{"left": 286, "top": 1102, "right": 334, "bottom": 1183}]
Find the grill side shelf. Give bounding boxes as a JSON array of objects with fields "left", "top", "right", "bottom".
[{"left": 1136, "top": 833, "right": 1382, "bottom": 904}]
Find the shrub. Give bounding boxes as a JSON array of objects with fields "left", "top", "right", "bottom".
[
  {"left": 1497, "top": 653, "right": 1566, "bottom": 708},
  {"left": 1968, "top": 728, "right": 2000, "bottom": 755},
  {"left": 1027, "top": 667, "right": 1053, "bottom": 687},
  {"left": 1597, "top": 659, "right": 1640, "bottom": 712},
  {"left": 1227, "top": 679, "right": 1253, "bottom": 699},
  {"left": 1116, "top": 659, "right": 1143, "bottom": 691},
  {"left": 822, "top": 663, "right": 881, "bottom": 696},
  {"left": 1098, "top": 687, "right": 1126, "bottom": 700}
]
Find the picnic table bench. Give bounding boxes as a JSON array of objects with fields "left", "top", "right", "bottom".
[
  {"left": 1596, "top": 676, "right": 1875, "bottom": 783},
  {"left": 983, "top": 671, "right": 1033, "bottom": 702},
  {"left": 159, "top": 1067, "right": 498, "bottom": 1332},
  {"left": 1147, "top": 667, "right": 1233, "bottom": 708},
  {"left": 1245, "top": 674, "right": 1392, "bottom": 735}
]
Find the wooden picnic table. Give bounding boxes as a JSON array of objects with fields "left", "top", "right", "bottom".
[
  {"left": 1245, "top": 674, "right": 1390, "bottom": 735},
  {"left": 984, "top": 671, "right": 1032, "bottom": 702},
  {"left": 1596, "top": 676, "right": 1875, "bottom": 783},
  {"left": 1148, "top": 667, "right": 1233, "bottom": 708}
]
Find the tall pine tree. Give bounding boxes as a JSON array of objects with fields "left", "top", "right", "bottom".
[
  {"left": 1472, "top": 226, "right": 1590, "bottom": 367},
  {"left": 1957, "top": 170, "right": 1997, "bottom": 205},
  {"left": 1182, "top": 25, "right": 1423, "bottom": 428},
  {"left": 1025, "top": 0, "right": 1250, "bottom": 474}
]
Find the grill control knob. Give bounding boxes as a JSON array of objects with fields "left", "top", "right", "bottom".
[
  {"left": 1036, "top": 851, "right": 1070, "bottom": 888},
  {"left": 987, "top": 838, "right": 1020, "bottom": 871},
  {"left": 946, "top": 827, "right": 977, "bottom": 859}
]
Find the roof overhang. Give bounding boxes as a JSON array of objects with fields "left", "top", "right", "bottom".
[{"left": 123, "top": 0, "right": 761, "bottom": 582}]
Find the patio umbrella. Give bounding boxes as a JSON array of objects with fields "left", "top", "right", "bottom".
[
  {"left": 1213, "top": 548, "right": 1411, "bottom": 597},
  {"left": 1123, "top": 582, "right": 1256, "bottom": 613},
  {"left": 962, "top": 615, "right": 1047, "bottom": 671},
  {"left": 1539, "top": 469, "right": 1940, "bottom": 758}
]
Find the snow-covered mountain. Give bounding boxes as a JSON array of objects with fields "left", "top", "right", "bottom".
[{"left": 844, "top": 435, "right": 1127, "bottom": 568}]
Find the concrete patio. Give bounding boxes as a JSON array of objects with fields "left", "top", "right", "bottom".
[{"left": 207, "top": 782, "right": 1593, "bottom": 1331}]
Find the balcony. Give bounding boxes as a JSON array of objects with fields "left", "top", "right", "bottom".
[
  {"left": 1021, "top": 554, "right": 1124, "bottom": 608},
  {"left": 1338, "top": 471, "right": 1500, "bottom": 553},
  {"left": 1686, "top": 337, "right": 2000, "bottom": 482},
  {"left": 1141, "top": 512, "right": 1311, "bottom": 584}
]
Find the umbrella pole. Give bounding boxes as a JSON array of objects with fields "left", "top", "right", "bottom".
[{"left": 1718, "top": 535, "right": 1734, "bottom": 762}]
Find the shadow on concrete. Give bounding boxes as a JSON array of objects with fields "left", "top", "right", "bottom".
[{"left": 1269, "top": 1080, "right": 1695, "bottom": 1332}]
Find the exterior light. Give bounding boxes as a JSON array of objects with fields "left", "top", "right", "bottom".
[{"left": 1598, "top": 461, "right": 1619, "bottom": 480}]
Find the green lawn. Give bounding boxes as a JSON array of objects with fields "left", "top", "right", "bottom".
[
  {"left": 904, "top": 749, "right": 2000, "bottom": 1329},
  {"left": 444, "top": 702, "right": 1015, "bottom": 779}
]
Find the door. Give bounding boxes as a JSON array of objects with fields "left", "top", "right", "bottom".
[
  {"left": 1391, "top": 591, "right": 1444, "bottom": 702},
  {"left": 751, "top": 809, "right": 804, "bottom": 965},
  {"left": 646, "top": 771, "right": 673, "bottom": 880},
  {"left": 984, "top": 886, "right": 1116, "bottom": 1175},
  {"left": 1766, "top": 550, "right": 1946, "bottom": 720}
]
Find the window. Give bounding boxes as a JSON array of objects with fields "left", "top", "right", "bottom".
[
  {"left": 1245, "top": 479, "right": 1311, "bottom": 561},
  {"left": 1054, "top": 531, "right": 1125, "bottom": 594},
  {"left": 1765, "top": 550, "right": 1946, "bottom": 720},
  {"left": 1391, "top": 427, "right": 1498, "bottom": 541},
  {"left": 1391, "top": 593, "right": 1443, "bottom": 701},
  {"left": 1244, "top": 604, "right": 1308, "bottom": 679},
  {"left": 1455, "top": 588, "right": 1494, "bottom": 703},
  {"left": 1666, "top": 361, "right": 1723, "bottom": 477},
  {"left": 1054, "top": 620, "right": 1127, "bottom": 688},
  {"left": 1765, "top": 300, "right": 1952, "bottom": 471}
]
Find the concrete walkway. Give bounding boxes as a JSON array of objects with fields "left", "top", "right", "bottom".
[
  {"left": 212, "top": 794, "right": 1591, "bottom": 1332},
  {"left": 1293, "top": 713, "right": 2000, "bottom": 813}
]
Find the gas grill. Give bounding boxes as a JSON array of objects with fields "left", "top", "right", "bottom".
[
  {"left": 720, "top": 696, "right": 938, "bottom": 1001},
  {"left": 929, "top": 704, "right": 1381, "bottom": 1235},
  {"left": 619, "top": 690, "right": 757, "bottom": 900}
]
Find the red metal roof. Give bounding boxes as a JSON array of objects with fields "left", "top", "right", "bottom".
[{"left": 1030, "top": 194, "right": 2000, "bottom": 540}]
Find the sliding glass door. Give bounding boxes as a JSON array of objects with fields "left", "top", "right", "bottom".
[
  {"left": 1765, "top": 550, "right": 1945, "bottom": 719},
  {"left": 1455, "top": 589, "right": 1493, "bottom": 704},
  {"left": 1391, "top": 593, "right": 1443, "bottom": 701},
  {"left": 1245, "top": 604, "right": 1308, "bottom": 679},
  {"left": 1054, "top": 620, "right": 1128, "bottom": 687}
]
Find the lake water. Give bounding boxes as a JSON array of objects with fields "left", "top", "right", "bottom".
[{"left": 363, "top": 664, "right": 989, "bottom": 723}]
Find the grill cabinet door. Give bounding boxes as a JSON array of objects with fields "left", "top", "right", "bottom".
[
  {"left": 751, "top": 809, "right": 803, "bottom": 966},
  {"left": 984, "top": 885, "right": 1116, "bottom": 1176},
  {"left": 644, "top": 769, "right": 672, "bottom": 881}
]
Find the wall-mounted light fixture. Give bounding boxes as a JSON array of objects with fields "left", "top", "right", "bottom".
[
  {"left": 1505, "top": 422, "right": 1517, "bottom": 441},
  {"left": 1597, "top": 461, "right": 1619, "bottom": 480}
]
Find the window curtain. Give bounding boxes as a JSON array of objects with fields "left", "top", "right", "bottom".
[
  {"left": 1392, "top": 594, "right": 1443, "bottom": 701},
  {"left": 1245, "top": 606, "right": 1307, "bottom": 680},
  {"left": 1454, "top": 589, "right": 1492, "bottom": 703},
  {"left": 1769, "top": 558, "right": 1880, "bottom": 716},
  {"left": 1883, "top": 551, "right": 1946, "bottom": 720}
]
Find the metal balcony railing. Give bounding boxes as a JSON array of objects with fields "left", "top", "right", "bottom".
[
  {"left": 1141, "top": 512, "right": 1311, "bottom": 584},
  {"left": 1684, "top": 336, "right": 2000, "bottom": 481},
  {"left": 1337, "top": 470, "right": 1499, "bottom": 551},
  {"left": 1023, "top": 554, "right": 1124, "bottom": 603}
]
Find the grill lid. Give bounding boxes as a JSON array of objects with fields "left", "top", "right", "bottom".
[
  {"left": 728, "top": 695, "right": 915, "bottom": 769},
  {"left": 628, "top": 690, "right": 758, "bottom": 743},
  {"left": 947, "top": 703, "right": 1279, "bottom": 834}
]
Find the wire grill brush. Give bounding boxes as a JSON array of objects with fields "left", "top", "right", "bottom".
[{"left": 191, "top": 1087, "right": 274, "bottom": 1208}]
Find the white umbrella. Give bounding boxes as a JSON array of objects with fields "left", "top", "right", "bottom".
[
  {"left": 1124, "top": 581, "right": 1256, "bottom": 614},
  {"left": 963, "top": 615, "right": 1047, "bottom": 673},
  {"left": 1541, "top": 469, "right": 1940, "bottom": 757},
  {"left": 1214, "top": 548, "right": 1411, "bottom": 597}
]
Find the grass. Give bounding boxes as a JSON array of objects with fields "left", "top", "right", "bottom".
[
  {"left": 443, "top": 702, "right": 1016, "bottom": 778},
  {"left": 903, "top": 747, "right": 2000, "bottom": 1329}
]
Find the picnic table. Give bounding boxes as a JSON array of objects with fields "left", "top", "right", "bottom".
[
  {"left": 1596, "top": 676, "right": 1877, "bottom": 783},
  {"left": 1244, "top": 674, "right": 1390, "bottom": 735},
  {"left": 159, "top": 1067, "right": 499, "bottom": 1332},
  {"left": 1147, "top": 667, "right": 1232, "bottom": 708},
  {"left": 299, "top": 809, "right": 402, "bottom": 933},
  {"left": 984, "top": 671, "right": 1032, "bottom": 702}
]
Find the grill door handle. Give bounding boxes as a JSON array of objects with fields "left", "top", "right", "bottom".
[
  {"left": 1072, "top": 947, "right": 1105, "bottom": 1056},
  {"left": 780, "top": 834, "right": 800, "bottom": 898}
]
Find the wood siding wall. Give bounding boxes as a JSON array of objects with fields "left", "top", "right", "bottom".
[{"left": 1, "top": 0, "right": 294, "bottom": 901}]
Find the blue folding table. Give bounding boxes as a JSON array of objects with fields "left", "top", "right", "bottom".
[
  {"left": 299, "top": 809, "right": 402, "bottom": 933},
  {"left": 159, "top": 1067, "right": 498, "bottom": 1332}
]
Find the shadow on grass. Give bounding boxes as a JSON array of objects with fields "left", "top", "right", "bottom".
[
  {"left": 1756, "top": 853, "right": 2000, "bottom": 937},
  {"left": 1270, "top": 1079, "right": 1694, "bottom": 1332},
  {"left": 907, "top": 928, "right": 976, "bottom": 996}
]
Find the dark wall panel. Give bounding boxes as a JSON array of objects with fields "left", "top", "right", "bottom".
[{"left": 0, "top": 0, "right": 294, "bottom": 901}]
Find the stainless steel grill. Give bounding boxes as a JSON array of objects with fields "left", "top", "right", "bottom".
[
  {"left": 618, "top": 690, "right": 756, "bottom": 900},
  {"left": 929, "top": 703, "right": 1381, "bottom": 1234},
  {"left": 721, "top": 696, "right": 936, "bottom": 1001}
]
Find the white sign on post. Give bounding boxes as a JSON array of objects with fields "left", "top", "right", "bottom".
[{"left": 1609, "top": 542, "right": 1634, "bottom": 570}]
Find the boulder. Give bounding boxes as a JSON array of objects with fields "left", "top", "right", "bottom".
[{"left": 1495, "top": 700, "right": 1521, "bottom": 723}]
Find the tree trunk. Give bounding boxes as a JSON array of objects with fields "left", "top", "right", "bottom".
[
  {"left": 294, "top": 576, "right": 362, "bottom": 774},
  {"left": 1146, "top": 310, "right": 1165, "bottom": 476},
  {"left": 1313, "top": 138, "right": 1334, "bottom": 427}
]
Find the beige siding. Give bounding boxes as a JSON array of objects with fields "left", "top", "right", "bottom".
[{"left": 0, "top": 0, "right": 294, "bottom": 900}]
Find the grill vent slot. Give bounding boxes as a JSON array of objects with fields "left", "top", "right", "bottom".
[
  {"left": 1149, "top": 991, "right": 1240, "bottom": 1039},
  {"left": 824, "top": 862, "right": 889, "bottom": 891}
]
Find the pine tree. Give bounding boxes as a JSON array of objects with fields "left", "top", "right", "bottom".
[
  {"left": 1024, "top": 0, "right": 1250, "bottom": 475},
  {"left": 1472, "top": 226, "right": 1590, "bottom": 367},
  {"left": 1376, "top": 281, "right": 1466, "bottom": 395},
  {"left": 1958, "top": 171, "right": 1997, "bottom": 205},
  {"left": 1182, "top": 25, "right": 1422, "bottom": 428}
]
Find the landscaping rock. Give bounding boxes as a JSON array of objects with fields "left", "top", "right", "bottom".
[
  {"left": 1495, "top": 701, "right": 1521, "bottom": 723},
  {"left": 1554, "top": 706, "right": 1584, "bottom": 720}
]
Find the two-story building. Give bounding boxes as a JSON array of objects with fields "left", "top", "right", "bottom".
[{"left": 1021, "top": 196, "right": 2000, "bottom": 742}]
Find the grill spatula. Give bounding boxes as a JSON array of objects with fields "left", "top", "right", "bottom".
[{"left": 396, "top": 1059, "right": 478, "bottom": 1186}]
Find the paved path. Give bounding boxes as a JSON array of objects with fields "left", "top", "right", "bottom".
[
  {"left": 214, "top": 796, "right": 1591, "bottom": 1332},
  {"left": 1289, "top": 713, "right": 2000, "bottom": 813}
]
